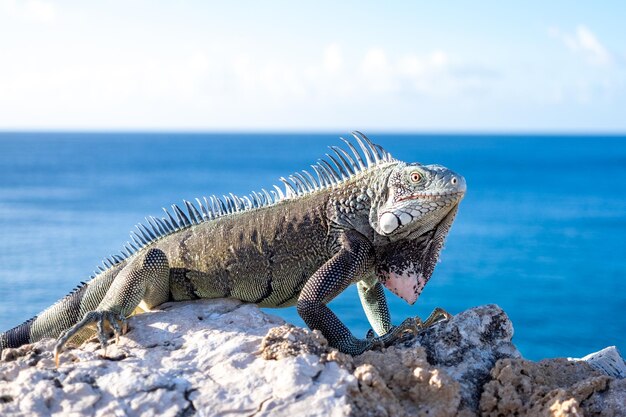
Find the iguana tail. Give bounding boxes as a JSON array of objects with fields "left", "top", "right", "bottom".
[{"left": 0, "top": 263, "right": 124, "bottom": 353}]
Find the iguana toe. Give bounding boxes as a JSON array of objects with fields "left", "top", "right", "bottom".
[{"left": 54, "top": 310, "right": 127, "bottom": 366}]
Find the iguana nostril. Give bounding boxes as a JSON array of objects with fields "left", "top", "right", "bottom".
[{"left": 451, "top": 177, "right": 458, "bottom": 185}]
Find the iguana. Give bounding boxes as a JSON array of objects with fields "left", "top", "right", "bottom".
[{"left": 0, "top": 132, "right": 466, "bottom": 365}]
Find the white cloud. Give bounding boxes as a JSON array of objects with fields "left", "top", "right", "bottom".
[
  {"left": 550, "top": 25, "right": 612, "bottom": 66},
  {"left": 1, "top": 0, "right": 57, "bottom": 23},
  {"left": 396, "top": 51, "right": 449, "bottom": 94},
  {"left": 0, "top": 41, "right": 499, "bottom": 129},
  {"left": 323, "top": 43, "right": 343, "bottom": 74},
  {"left": 360, "top": 48, "right": 397, "bottom": 93}
]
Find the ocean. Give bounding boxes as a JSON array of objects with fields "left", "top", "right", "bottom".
[{"left": 0, "top": 132, "right": 624, "bottom": 360}]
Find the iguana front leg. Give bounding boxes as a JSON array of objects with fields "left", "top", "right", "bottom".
[
  {"left": 357, "top": 279, "right": 392, "bottom": 337},
  {"left": 54, "top": 248, "right": 170, "bottom": 365},
  {"left": 297, "top": 230, "right": 418, "bottom": 355}
]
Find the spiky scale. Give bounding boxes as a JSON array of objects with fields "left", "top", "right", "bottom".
[
  {"left": 207, "top": 196, "right": 218, "bottom": 215},
  {"left": 352, "top": 132, "right": 375, "bottom": 167},
  {"left": 262, "top": 189, "right": 273, "bottom": 204},
  {"left": 184, "top": 200, "right": 201, "bottom": 224},
  {"left": 326, "top": 153, "right": 349, "bottom": 179},
  {"left": 216, "top": 197, "right": 226, "bottom": 215},
  {"left": 131, "top": 231, "right": 146, "bottom": 246},
  {"left": 139, "top": 223, "right": 157, "bottom": 241},
  {"left": 145, "top": 217, "right": 161, "bottom": 237},
  {"left": 216, "top": 196, "right": 227, "bottom": 215},
  {"left": 222, "top": 195, "right": 231, "bottom": 212},
  {"left": 163, "top": 207, "right": 180, "bottom": 229},
  {"left": 203, "top": 197, "right": 214, "bottom": 219},
  {"left": 354, "top": 131, "right": 381, "bottom": 163},
  {"left": 330, "top": 146, "right": 357, "bottom": 175},
  {"left": 289, "top": 175, "right": 306, "bottom": 193},
  {"left": 148, "top": 217, "right": 165, "bottom": 236},
  {"left": 273, "top": 184, "right": 285, "bottom": 199},
  {"left": 294, "top": 172, "right": 313, "bottom": 192},
  {"left": 279, "top": 177, "right": 297, "bottom": 197},
  {"left": 195, "top": 198, "right": 209, "bottom": 220},
  {"left": 136, "top": 224, "right": 154, "bottom": 242},
  {"left": 227, "top": 194, "right": 237, "bottom": 212},
  {"left": 173, "top": 204, "right": 191, "bottom": 227},
  {"left": 251, "top": 191, "right": 261, "bottom": 207},
  {"left": 317, "top": 162, "right": 338, "bottom": 185},
  {"left": 152, "top": 217, "right": 167, "bottom": 234},
  {"left": 229, "top": 193, "right": 243, "bottom": 211},
  {"left": 311, "top": 165, "right": 328, "bottom": 187},
  {"left": 302, "top": 170, "right": 319, "bottom": 189},
  {"left": 340, "top": 137, "right": 366, "bottom": 171},
  {"left": 161, "top": 217, "right": 174, "bottom": 233}
]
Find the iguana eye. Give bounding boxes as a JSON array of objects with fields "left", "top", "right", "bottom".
[{"left": 410, "top": 172, "right": 421, "bottom": 182}]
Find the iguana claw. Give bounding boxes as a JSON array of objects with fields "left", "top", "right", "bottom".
[
  {"left": 421, "top": 307, "right": 452, "bottom": 329},
  {"left": 368, "top": 308, "right": 452, "bottom": 352},
  {"left": 54, "top": 310, "right": 127, "bottom": 367}
]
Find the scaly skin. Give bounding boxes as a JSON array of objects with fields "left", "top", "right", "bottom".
[{"left": 0, "top": 133, "right": 466, "bottom": 363}]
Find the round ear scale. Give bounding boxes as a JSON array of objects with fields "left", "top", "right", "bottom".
[{"left": 379, "top": 212, "right": 400, "bottom": 234}]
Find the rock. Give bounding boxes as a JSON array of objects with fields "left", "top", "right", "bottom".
[
  {"left": 411, "top": 304, "right": 521, "bottom": 410},
  {"left": 479, "top": 357, "right": 626, "bottom": 417},
  {"left": 349, "top": 346, "right": 463, "bottom": 417},
  {"left": 0, "top": 299, "right": 356, "bottom": 417},
  {"left": 0, "top": 301, "right": 623, "bottom": 417}
]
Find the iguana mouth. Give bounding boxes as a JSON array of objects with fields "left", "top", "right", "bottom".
[{"left": 397, "top": 191, "right": 464, "bottom": 202}]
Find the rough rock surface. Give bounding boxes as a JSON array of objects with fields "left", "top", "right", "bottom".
[
  {"left": 480, "top": 358, "right": 626, "bottom": 417},
  {"left": 0, "top": 300, "right": 355, "bottom": 417},
  {"left": 411, "top": 304, "right": 521, "bottom": 410},
  {"left": 0, "top": 300, "right": 623, "bottom": 417}
]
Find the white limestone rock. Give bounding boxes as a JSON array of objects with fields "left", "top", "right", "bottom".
[{"left": 0, "top": 299, "right": 355, "bottom": 417}]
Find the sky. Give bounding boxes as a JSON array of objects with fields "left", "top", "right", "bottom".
[{"left": 0, "top": 1, "right": 625, "bottom": 132}]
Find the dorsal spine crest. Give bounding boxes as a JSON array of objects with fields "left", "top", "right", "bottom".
[{"left": 91, "top": 132, "right": 395, "bottom": 275}]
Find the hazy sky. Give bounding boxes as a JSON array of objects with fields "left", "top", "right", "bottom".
[{"left": 0, "top": 1, "right": 624, "bottom": 132}]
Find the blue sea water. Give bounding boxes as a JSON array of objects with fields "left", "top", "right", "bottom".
[{"left": 0, "top": 132, "right": 624, "bottom": 360}]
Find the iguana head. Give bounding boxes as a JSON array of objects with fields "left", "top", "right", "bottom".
[{"left": 372, "top": 162, "right": 466, "bottom": 304}]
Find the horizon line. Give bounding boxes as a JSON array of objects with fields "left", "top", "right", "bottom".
[{"left": 1, "top": 129, "right": 626, "bottom": 137}]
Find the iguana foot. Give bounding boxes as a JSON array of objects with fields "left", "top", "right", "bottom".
[
  {"left": 54, "top": 310, "right": 127, "bottom": 367},
  {"left": 363, "top": 316, "right": 421, "bottom": 350},
  {"left": 364, "top": 308, "right": 453, "bottom": 351}
]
